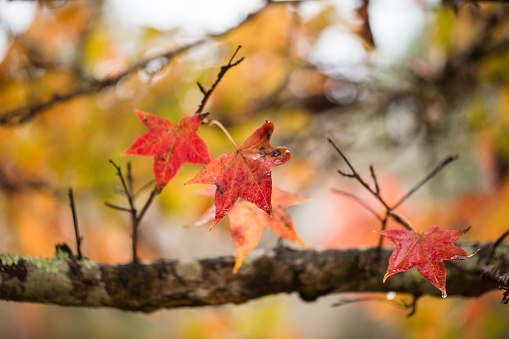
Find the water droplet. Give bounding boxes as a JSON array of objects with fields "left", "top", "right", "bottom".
[
  {"left": 441, "top": 292, "right": 447, "bottom": 298},
  {"left": 386, "top": 291, "right": 396, "bottom": 300}
]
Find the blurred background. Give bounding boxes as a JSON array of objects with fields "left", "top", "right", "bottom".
[{"left": 1, "top": 0, "right": 509, "bottom": 338}]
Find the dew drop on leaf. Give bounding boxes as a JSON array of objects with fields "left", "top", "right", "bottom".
[{"left": 441, "top": 292, "right": 447, "bottom": 298}]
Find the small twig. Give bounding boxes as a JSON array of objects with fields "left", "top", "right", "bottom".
[
  {"left": 197, "top": 82, "right": 206, "bottom": 95},
  {"left": 388, "top": 212, "right": 415, "bottom": 231},
  {"left": 107, "top": 161, "right": 159, "bottom": 263},
  {"left": 376, "top": 216, "right": 389, "bottom": 249},
  {"left": 392, "top": 154, "right": 459, "bottom": 210},
  {"left": 109, "top": 160, "right": 135, "bottom": 212},
  {"left": 104, "top": 202, "right": 132, "bottom": 213},
  {"left": 108, "top": 160, "right": 139, "bottom": 263},
  {"left": 328, "top": 138, "right": 390, "bottom": 210},
  {"left": 332, "top": 294, "right": 415, "bottom": 314},
  {"left": 370, "top": 165, "right": 381, "bottom": 197},
  {"left": 331, "top": 188, "right": 382, "bottom": 221},
  {"left": 196, "top": 45, "right": 244, "bottom": 113},
  {"left": 205, "top": 119, "right": 239, "bottom": 150},
  {"left": 127, "top": 162, "right": 134, "bottom": 195},
  {"left": 136, "top": 187, "right": 158, "bottom": 224},
  {"left": 67, "top": 187, "right": 83, "bottom": 260},
  {"left": 133, "top": 179, "right": 156, "bottom": 198},
  {"left": 485, "top": 229, "right": 509, "bottom": 265},
  {"left": 406, "top": 294, "right": 420, "bottom": 317}
]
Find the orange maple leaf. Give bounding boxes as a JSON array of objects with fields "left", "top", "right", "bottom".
[{"left": 193, "top": 185, "right": 308, "bottom": 273}]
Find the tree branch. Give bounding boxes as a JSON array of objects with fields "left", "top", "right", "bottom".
[
  {"left": 0, "top": 242, "right": 505, "bottom": 313},
  {"left": 0, "top": 2, "right": 271, "bottom": 127}
]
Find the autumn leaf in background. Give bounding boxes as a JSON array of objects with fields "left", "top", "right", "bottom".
[
  {"left": 377, "top": 226, "right": 475, "bottom": 295},
  {"left": 121, "top": 110, "right": 211, "bottom": 191},
  {"left": 194, "top": 185, "right": 308, "bottom": 273},
  {"left": 186, "top": 121, "right": 290, "bottom": 226}
]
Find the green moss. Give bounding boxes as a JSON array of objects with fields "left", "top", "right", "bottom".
[
  {"left": 0, "top": 253, "right": 21, "bottom": 266},
  {"left": 78, "top": 258, "right": 97, "bottom": 270},
  {"left": 0, "top": 253, "right": 69, "bottom": 274}
]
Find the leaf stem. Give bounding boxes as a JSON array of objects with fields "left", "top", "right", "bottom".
[{"left": 206, "top": 119, "right": 239, "bottom": 151}]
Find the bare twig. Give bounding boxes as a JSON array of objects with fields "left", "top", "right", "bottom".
[
  {"left": 106, "top": 160, "right": 157, "bottom": 263},
  {"left": 104, "top": 202, "right": 132, "bottom": 213},
  {"left": 391, "top": 154, "right": 459, "bottom": 210},
  {"left": 370, "top": 165, "right": 381, "bottom": 196},
  {"left": 67, "top": 187, "right": 83, "bottom": 260},
  {"left": 331, "top": 188, "right": 382, "bottom": 221},
  {"left": 133, "top": 179, "right": 156, "bottom": 198},
  {"left": 327, "top": 138, "right": 390, "bottom": 210},
  {"left": 328, "top": 139, "right": 456, "bottom": 235},
  {"left": 332, "top": 294, "right": 416, "bottom": 315},
  {"left": 485, "top": 229, "right": 509, "bottom": 265},
  {"left": 406, "top": 294, "right": 420, "bottom": 317},
  {"left": 196, "top": 45, "right": 244, "bottom": 113},
  {"left": 137, "top": 188, "right": 158, "bottom": 224},
  {"left": 388, "top": 212, "right": 416, "bottom": 232}
]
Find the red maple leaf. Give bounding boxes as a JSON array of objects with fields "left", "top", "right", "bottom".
[
  {"left": 185, "top": 121, "right": 290, "bottom": 226},
  {"left": 121, "top": 110, "right": 211, "bottom": 191},
  {"left": 377, "top": 226, "right": 475, "bottom": 295},
  {"left": 193, "top": 185, "right": 308, "bottom": 273}
]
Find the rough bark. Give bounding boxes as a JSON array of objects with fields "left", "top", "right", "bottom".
[{"left": 0, "top": 242, "right": 507, "bottom": 313}]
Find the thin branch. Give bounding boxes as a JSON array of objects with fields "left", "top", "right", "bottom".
[
  {"left": 331, "top": 188, "right": 383, "bottom": 221},
  {"left": 406, "top": 294, "right": 420, "bottom": 317},
  {"left": 104, "top": 202, "right": 132, "bottom": 213},
  {"left": 67, "top": 187, "right": 83, "bottom": 260},
  {"left": 133, "top": 179, "right": 156, "bottom": 198},
  {"left": 392, "top": 154, "right": 459, "bottom": 210},
  {"left": 0, "top": 2, "right": 273, "bottom": 127},
  {"left": 108, "top": 160, "right": 139, "bottom": 263},
  {"left": 370, "top": 165, "right": 381, "bottom": 197},
  {"left": 388, "top": 212, "right": 415, "bottom": 231},
  {"left": 136, "top": 187, "right": 158, "bottom": 224},
  {"left": 106, "top": 161, "right": 158, "bottom": 263},
  {"left": 109, "top": 160, "right": 135, "bottom": 212},
  {"left": 195, "top": 45, "right": 244, "bottom": 113},
  {"left": 127, "top": 162, "right": 134, "bottom": 195},
  {"left": 332, "top": 294, "right": 415, "bottom": 315},
  {"left": 328, "top": 138, "right": 390, "bottom": 209},
  {"left": 485, "top": 228, "right": 509, "bottom": 265}
]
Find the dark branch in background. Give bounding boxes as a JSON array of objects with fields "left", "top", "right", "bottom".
[
  {"left": 0, "top": 242, "right": 505, "bottom": 313},
  {"left": 0, "top": 1, "right": 278, "bottom": 127},
  {"left": 105, "top": 161, "right": 157, "bottom": 264},
  {"left": 327, "top": 138, "right": 459, "bottom": 236},
  {"left": 0, "top": 165, "right": 53, "bottom": 195},
  {"left": 196, "top": 45, "right": 244, "bottom": 113},
  {"left": 67, "top": 187, "right": 83, "bottom": 260}
]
